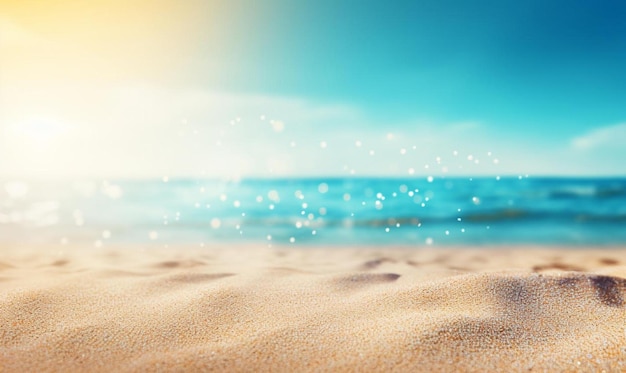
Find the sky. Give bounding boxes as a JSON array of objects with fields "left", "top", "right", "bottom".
[{"left": 1, "top": 0, "right": 625, "bottom": 179}]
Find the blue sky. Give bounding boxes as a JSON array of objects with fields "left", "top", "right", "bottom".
[
  {"left": 1, "top": 0, "right": 625, "bottom": 178},
  {"left": 190, "top": 0, "right": 626, "bottom": 132}
]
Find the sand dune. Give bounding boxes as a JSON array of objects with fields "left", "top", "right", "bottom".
[{"left": 1, "top": 245, "right": 626, "bottom": 372}]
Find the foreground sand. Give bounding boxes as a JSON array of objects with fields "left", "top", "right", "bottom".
[{"left": 1, "top": 245, "right": 626, "bottom": 372}]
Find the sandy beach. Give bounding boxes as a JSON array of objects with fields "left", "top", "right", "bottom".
[
  {"left": 3, "top": 0, "right": 626, "bottom": 371},
  {"left": 1, "top": 245, "right": 625, "bottom": 372}
]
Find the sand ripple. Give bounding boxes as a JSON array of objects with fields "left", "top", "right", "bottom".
[{"left": 1, "top": 246, "right": 625, "bottom": 372}]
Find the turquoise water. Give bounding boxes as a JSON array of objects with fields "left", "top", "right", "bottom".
[{"left": 1, "top": 177, "right": 626, "bottom": 247}]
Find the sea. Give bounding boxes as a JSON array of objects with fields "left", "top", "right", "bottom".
[{"left": 1, "top": 176, "right": 626, "bottom": 247}]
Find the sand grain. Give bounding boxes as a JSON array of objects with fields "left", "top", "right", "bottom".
[{"left": 1, "top": 246, "right": 625, "bottom": 372}]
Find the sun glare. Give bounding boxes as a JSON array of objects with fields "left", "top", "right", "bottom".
[
  {"left": 0, "top": 116, "right": 80, "bottom": 177},
  {"left": 9, "top": 117, "right": 66, "bottom": 145}
]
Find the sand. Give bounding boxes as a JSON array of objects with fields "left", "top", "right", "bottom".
[{"left": 1, "top": 245, "right": 626, "bottom": 372}]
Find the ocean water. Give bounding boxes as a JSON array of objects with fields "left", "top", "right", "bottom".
[{"left": 1, "top": 177, "right": 626, "bottom": 247}]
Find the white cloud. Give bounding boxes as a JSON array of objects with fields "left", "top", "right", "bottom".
[
  {"left": 0, "top": 83, "right": 507, "bottom": 178},
  {"left": 0, "top": 84, "right": 365, "bottom": 178},
  {"left": 571, "top": 123, "right": 626, "bottom": 150}
]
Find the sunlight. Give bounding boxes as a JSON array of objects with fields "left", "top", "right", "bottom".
[
  {"left": 1, "top": 116, "right": 79, "bottom": 177},
  {"left": 9, "top": 116, "right": 66, "bottom": 145}
]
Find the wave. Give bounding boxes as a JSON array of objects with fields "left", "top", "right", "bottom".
[
  {"left": 462, "top": 209, "right": 531, "bottom": 222},
  {"left": 218, "top": 209, "right": 626, "bottom": 228},
  {"left": 548, "top": 186, "right": 626, "bottom": 200}
]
